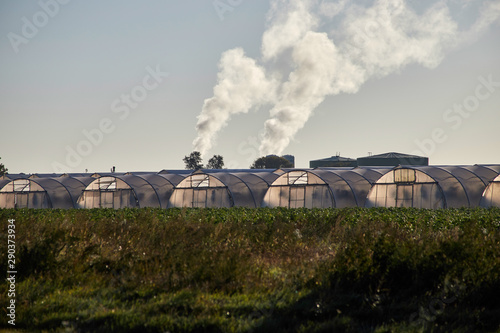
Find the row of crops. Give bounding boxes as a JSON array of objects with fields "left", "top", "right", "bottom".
[{"left": 1, "top": 207, "right": 500, "bottom": 332}]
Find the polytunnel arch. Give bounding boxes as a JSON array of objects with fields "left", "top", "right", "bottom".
[
  {"left": 76, "top": 175, "right": 162, "bottom": 209},
  {"left": 0, "top": 176, "right": 92, "bottom": 209},
  {"left": 1, "top": 173, "right": 28, "bottom": 180},
  {"left": 365, "top": 166, "right": 496, "bottom": 208},
  {"left": 138, "top": 173, "right": 186, "bottom": 208},
  {"left": 263, "top": 170, "right": 334, "bottom": 208},
  {"left": 0, "top": 178, "right": 51, "bottom": 208},
  {"left": 262, "top": 168, "right": 390, "bottom": 208},
  {"left": 481, "top": 174, "right": 500, "bottom": 207},
  {"left": 168, "top": 171, "right": 279, "bottom": 208}
]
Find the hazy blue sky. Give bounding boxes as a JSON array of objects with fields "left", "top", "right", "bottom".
[{"left": 1, "top": 0, "right": 499, "bottom": 173}]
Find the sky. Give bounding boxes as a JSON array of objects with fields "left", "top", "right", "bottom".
[{"left": 0, "top": 0, "right": 499, "bottom": 174}]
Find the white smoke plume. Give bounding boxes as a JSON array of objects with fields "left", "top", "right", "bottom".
[
  {"left": 261, "top": 0, "right": 319, "bottom": 61},
  {"left": 193, "top": 0, "right": 500, "bottom": 157},
  {"left": 192, "top": 48, "right": 277, "bottom": 154}
]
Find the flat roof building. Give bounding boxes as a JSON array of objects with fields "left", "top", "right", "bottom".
[
  {"left": 309, "top": 155, "right": 357, "bottom": 168},
  {"left": 357, "top": 152, "right": 428, "bottom": 167}
]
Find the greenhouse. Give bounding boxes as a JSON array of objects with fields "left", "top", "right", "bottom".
[
  {"left": 365, "top": 165, "right": 500, "bottom": 208},
  {"left": 481, "top": 173, "right": 500, "bottom": 207},
  {"left": 1, "top": 173, "right": 29, "bottom": 180},
  {"left": 0, "top": 176, "right": 93, "bottom": 209},
  {"left": 168, "top": 170, "right": 280, "bottom": 208},
  {"left": 262, "top": 167, "right": 391, "bottom": 208},
  {"left": 1, "top": 165, "right": 499, "bottom": 209},
  {"left": 136, "top": 173, "right": 186, "bottom": 208},
  {"left": 76, "top": 174, "right": 182, "bottom": 209}
]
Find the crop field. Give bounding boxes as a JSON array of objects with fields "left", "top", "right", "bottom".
[{"left": 1, "top": 208, "right": 500, "bottom": 332}]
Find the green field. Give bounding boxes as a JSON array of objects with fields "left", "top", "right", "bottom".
[{"left": 1, "top": 208, "right": 500, "bottom": 332}]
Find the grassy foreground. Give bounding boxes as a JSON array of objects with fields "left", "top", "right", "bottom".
[{"left": 1, "top": 207, "right": 500, "bottom": 332}]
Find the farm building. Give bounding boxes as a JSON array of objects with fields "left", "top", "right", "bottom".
[
  {"left": 365, "top": 165, "right": 500, "bottom": 209},
  {"left": 309, "top": 155, "right": 357, "bottom": 168},
  {"left": 262, "top": 167, "right": 391, "bottom": 208},
  {"left": 76, "top": 173, "right": 186, "bottom": 209},
  {"left": 0, "top": 176, "right": 93, "bottom": 209},
  {"left": 481, "top": 172, "right": 500, "bottom": 207},
  {"left": 357, "top": 152, "right": 428, "bottom": 167},
  {"left": 168, "top": 170, "right": 280, "bottom": 208}
]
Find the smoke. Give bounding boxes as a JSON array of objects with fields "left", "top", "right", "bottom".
[
  {"left": 193, "top": 48, "right": 277, "bottom": 154},
  {"left": 261, "top": 0, "right": 319, "bottom": 61},
  {"left": 193, "top": 0, "right": 500, "bottom": 157}
]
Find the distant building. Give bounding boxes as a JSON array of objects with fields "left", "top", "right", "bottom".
[
  {"left": 357, "top": 152, "right": 428, "bottom": 167},
  {"left": 310, "top": 155, "right": 357, "bottom": 168}
]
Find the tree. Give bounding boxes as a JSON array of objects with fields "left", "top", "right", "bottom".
[
  {"left": 183, "top": 151, "right": 204, "bottom": 170},
  {"left": 250, "top": 155, "right": 293, "bottom": 169},
  {"left": 207, "top": 155, "right": 224, "bottom": 169},
  {"left": 0, "top": 157, "right": 7, "bottom": 177}
]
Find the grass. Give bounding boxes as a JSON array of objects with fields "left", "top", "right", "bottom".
[{"left": 1, "top": 207, "right": 500, "bottom": 332}]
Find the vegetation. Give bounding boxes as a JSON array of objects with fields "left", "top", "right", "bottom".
[
  {"left": 183, "top": 151, "right": 204, "bottom": 170},
  {"left": 207, "top": 154, "right": 224, "bottom": 169},
  {"left": 183, "top": 152, "right": 225, "bottom": 170},
  {"left": 251, "top": 155, "right": 293, "bottom": 169},
  {"left": 0, "top": 157, "right": 7, "bottom": 176},
  {"left": 1, "top": 207, "right": 500, "bottom": 332}
]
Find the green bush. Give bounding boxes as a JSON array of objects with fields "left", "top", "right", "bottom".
[{"left": 1, "top": 208, "right": 500, "bottom": 332}]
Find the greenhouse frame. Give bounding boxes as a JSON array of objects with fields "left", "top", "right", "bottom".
[
  {"left": 168, "top": 170, "right": 280, "bottom": 208},
  {"left": 1, "top": 165, "right": 499, "bottom": 209},
  {"left": 0, "top": 176, "right": 93, "bottom": 209},
  {"left": 262, "top": 167, "right": 391, "bottom": 208},
  {"left": 365, "top": 165, "right": 500, "bottom": 209},
  {"left": 76, "top": 173, "right": 186, "bottom": 209},
  {"left": 481, "top": 173, "right": 500, "bottom": 208}
]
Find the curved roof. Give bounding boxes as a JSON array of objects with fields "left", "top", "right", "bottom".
[
  {"left": 1, "top": 173, "right": 29, "bottom": 180},
  {"left": 29, "top": 173, "right": 63, "bottom": 179},
  {"left": 77, "top": 175, "right": 164, "bottom": 208},
  {"left": 480, "top": 172, "right": 500, "bottom": 207},
  {"left": 1, "top": 166, "right": 499, "bottom": 209},
  {"left": 366, "top": 166, "right": 499, "bottom": 208},
  {"left": 136, "top": 173, "right": 186, "bottom": 208},
  {"left": 158, "top": 169, "right": 196, "bottom": 175},
  {"left": 0, "top": 179, "right": 12, "bottom": 189},
  {"left": 0, "top": 176, "right": 92, "bottom": 208},
  {"left": 263, "top": 167, "right": 391, "bottom": 208},
  {"left": 169, "top": 171, "right": 279, "bottom": 208}
]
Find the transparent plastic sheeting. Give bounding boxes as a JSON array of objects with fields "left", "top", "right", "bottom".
[
  {"left": 0, "top": 177, "right": 93, "bottom": 209},
  {"left": 1, "top": 166, "right": 500, "bottom": 209},
  {"left": 262, "top": 167, "right": 391, "bottom": 208},
  {"left": 168, "top": 171, "right": 280, "bottom": 208},
  {"left": 77, "top": 174, "right": 186, "bottom": 209},
  {"left": 481, "top": 173, "right": 500, "bottom": 208},
  {"left": 366, "top": 165, "right": 500, "bottom": 209}
]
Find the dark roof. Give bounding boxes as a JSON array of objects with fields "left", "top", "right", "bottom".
[
  {"left": 311, "top": 156, "right": 356, "bottom": 163},
  {"left": 358, "top": 152, "right": 426, "bottom": 159}
]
